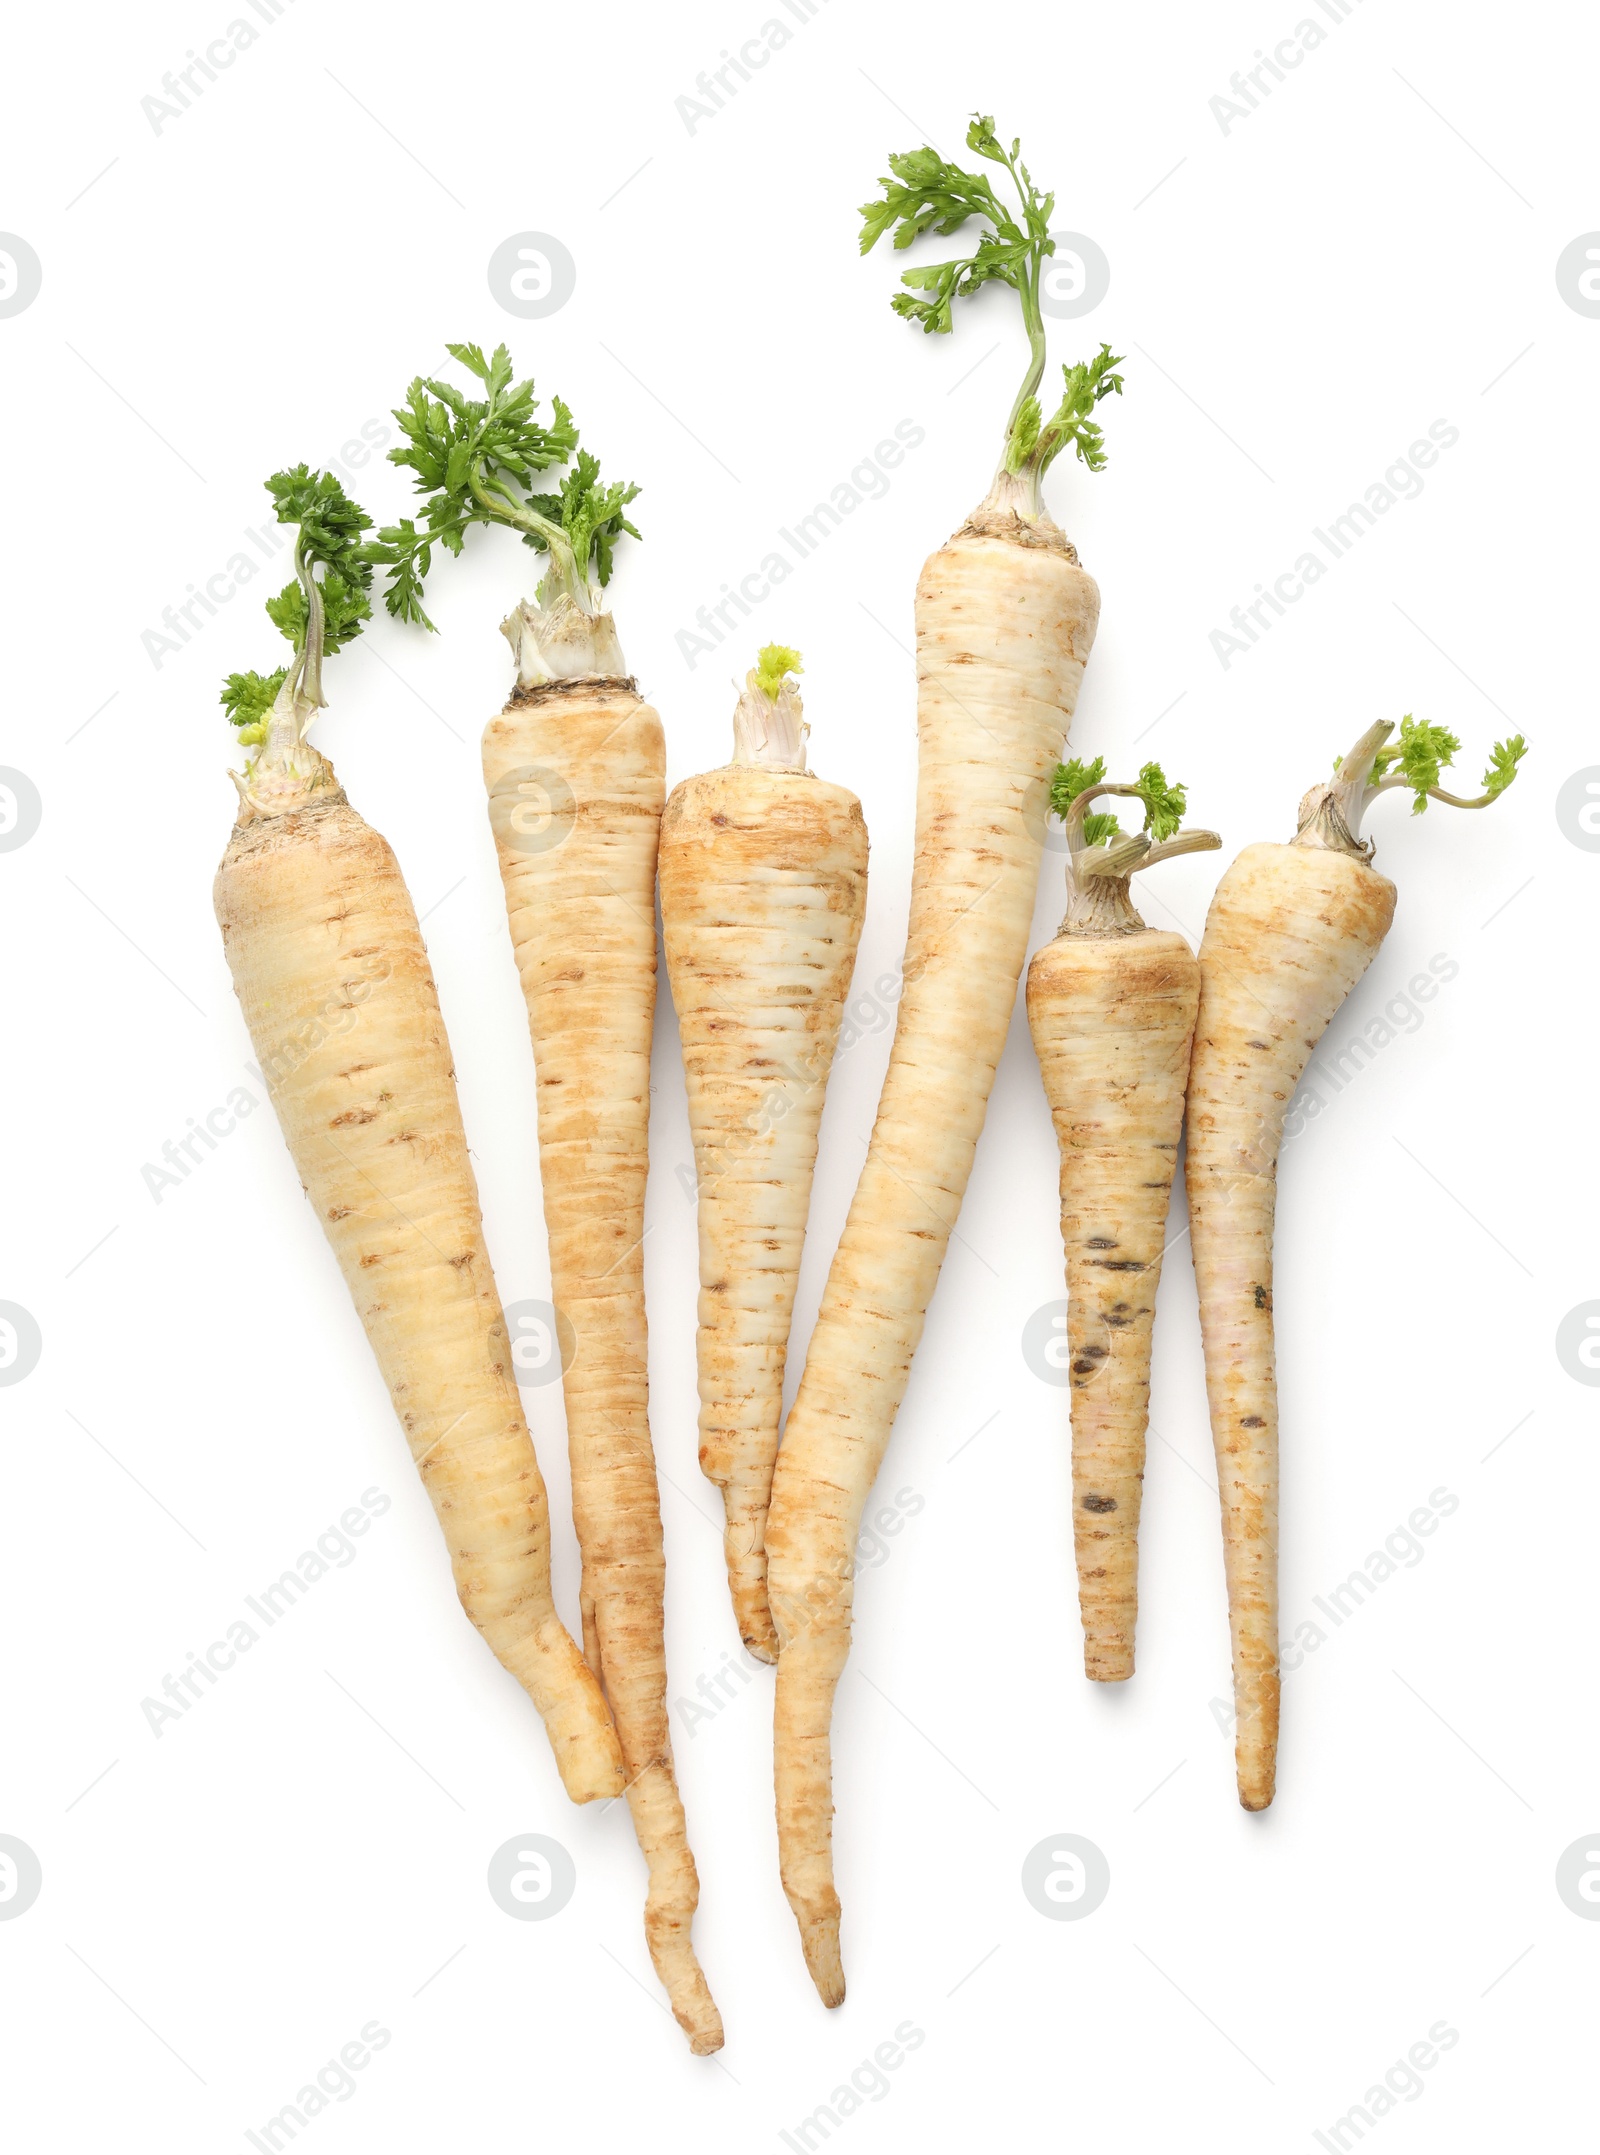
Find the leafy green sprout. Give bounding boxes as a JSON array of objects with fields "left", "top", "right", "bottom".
[
  {"left": 367, "top": 342, "right": 639, "bottom": 632},
  {"left": 753, "top": 644, "right": 803, "bottom": 700},
  {"left": 1051, "top": 756, "right": 1189, "bottom": 852},
  {"left": 859, "top": 115, "right": 1125, "bottom": 494},
  {"left": 1302, "top": 715, "right": 1527, "bottom": 855},
  {"left": 220, "top": 467, "right": 374, "bottom": 744},
  {"left": 1336, "top": 714, "right": 1528, "bottom": 815}
]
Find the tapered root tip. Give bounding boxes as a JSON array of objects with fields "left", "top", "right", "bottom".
[
  {"left": 643, "top": 1852, "right": 724, "bottom": 2056},
  {"left": 558, "top": 1746, "right": 626, "bottom": 1804},
  {"left": 1239, "top": 1784, "right": 1275, "bottom": 1813},
  {"left": 536, "top": 1639, "right": 625, "bottom": 1802},
  {"left": 800, "top": 1910, "right": 845, "bottom": 2008},
  {"left": 721, "top": 1490, "right": 780, "bottom": 1663},
  {"left": 654, "top": 1951, "right": 725, "bottom": 2054},
  {"left": 685, "top": 2006, "right": 726, "bottom": 2056}
]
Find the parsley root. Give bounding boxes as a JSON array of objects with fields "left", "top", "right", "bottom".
[
  {"left": 1026, "top": 760, "right": 1219, "bottom": 1680},
  {"left": 213, "top": 469, "right": 623, "bottom": 1804},
  {"left": 764, "top": 118, "right": 1120, "bottom": 2004},
  {"left": 1186, "top": 717, "right": 1526, "bottom": 1810},
  {"left": 374, "top": 348, "right": 721, "bottom": 2054},
  {"left": 659, "top": 647, "right": 869, "bottom": 1661}
]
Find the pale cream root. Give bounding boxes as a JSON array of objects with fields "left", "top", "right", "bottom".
[
  {"left": 1026, "top": 928, "right": 1199, "bottom": 1680},
  {"left": 1185, "top": 842, "right": 1396, "bottom": 1811},
  {"left": 765, "top": 529, "right": 1101, "bottom": 2002},
  {"left": 483, "top": 680, "right": 722, "bottom": 2056},
  {"left": 214, "top": 792, "right": 624, "bottom": 1804},
  {"left": 660, "top": 765, "right": 868, "bottom": 1661}
]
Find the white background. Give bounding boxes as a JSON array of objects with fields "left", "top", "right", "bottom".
[{"left": 3, "top": 0, "right": 1596, "bottom": 2146}]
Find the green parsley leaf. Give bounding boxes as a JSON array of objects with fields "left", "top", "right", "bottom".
[
  {"left": 1049, "top": 754, "right": 1120, "bottom": 841},
  {"left": 859, "top": 118, "right": 1051, "bottom": 337},
  {"left": 1370, "top": 714, "right": 1462, "bottom": 814},
  {"left": 1034, "top": 344, "right": 1125, "bottom": 475},
  {"left": 1482, "top": 733, "right": 1526, "bottom": 798},
  {"left": 263, "top": 567, "right": 372, "bottom": 657},
  {"left": 521, "top": 448, "right": 641, "bottom": 589},
  {"left": 1135, "top": 760, "right": 1186, "bottom": 842},
  {"left": 372, "top": 346, "right": 625, "bottom": 623},
  {"left": 220, "top": 668, "right": 287, "bottom": 730}
]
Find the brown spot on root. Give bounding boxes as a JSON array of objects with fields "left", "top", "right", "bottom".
[
  {"left": 1072, "top": 1358, "right": 1098, "bottom": 1376},
  {"left": 1240, "top": 1415, "right": 1266, "bottom": 1428},
  {"left": 1086, "top": 1235, "right": 1117, "bottom": 1249},
  {"left": 1253, "top": 1284, "right": 1272, "bottom": 1310},
  {"left": 1246, "top": 1039, "right": 1269, "bottom": 1050},
  {"left": 330, "top": 1109, "right": 377, "bottom": 1127},
  {"left": 1093, "top": 1259, "right": 1147, "bottom": 1272},
  {"left": 359, "top": 1254, "right": 383, "bottom": 1269},
  {"left": 327, "top": 1206, "right": 353, "bottom": 1220},
  {"left": 1082, "top": 1494, "right": 1117, "bottom": 1514}
]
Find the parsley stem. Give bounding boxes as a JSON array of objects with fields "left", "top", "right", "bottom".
[
  {"left": 468, "top": 467, "right": 587, "bottom": 613},
  {"left": 1066, "top": 780, "right": 1149, "bottom": 858},
  {"left": 295, "top": 536, "right": 327, "bottom": 714},
  {"left": 999, "top": 147, "right": 1048, "bottom": 456}
]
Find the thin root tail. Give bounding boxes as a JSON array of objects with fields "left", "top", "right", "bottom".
[{"left": 720, "top": 1480, "right": 779, "bottom": 1663}]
